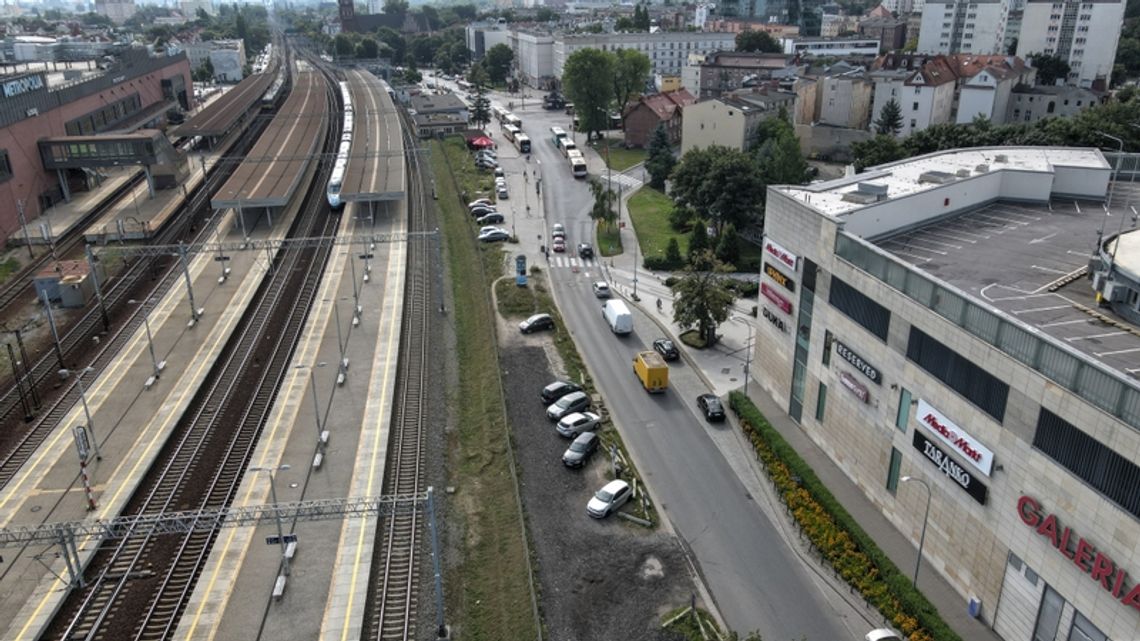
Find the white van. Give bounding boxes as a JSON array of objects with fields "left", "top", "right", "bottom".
[{"left": 602, "top": 299, "right": 633, "bottom": 334}]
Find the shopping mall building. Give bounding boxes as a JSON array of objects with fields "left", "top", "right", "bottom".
[{"left": 756, "top": 147, "right": 1140, "bottom": 641}]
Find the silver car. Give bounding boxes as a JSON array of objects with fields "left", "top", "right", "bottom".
[
  {"left": 546, "top": 391, "right": 589, "bottom": 421},
  {"left": 587, "top": 479, "right": 632, "bottom": 518},
  {"left": 556, "top": 411, "right": 601, "bottom": 438}
]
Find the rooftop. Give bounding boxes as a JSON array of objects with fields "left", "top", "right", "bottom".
[
  {"left": 873, "top": 194, "right": 1140, "bottom": 380},
  {"left": 776, "top": 147, "right": 1108, "bottom": 218}
]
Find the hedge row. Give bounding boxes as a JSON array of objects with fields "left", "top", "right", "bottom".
[{"left": 728, "top": 391, "right": 963, "bottom": 641}]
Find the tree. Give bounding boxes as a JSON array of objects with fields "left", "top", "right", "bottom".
[
  {"left": 376, "top": 27, "right": 406, "bottom": 64},
  {"left": 612, "top": 48, "right": 651, "bottom": 127},
  {"left": 452, "top": 4, "right": 477, "bottom": 21},
  {"left": 688, "top": 222, "right": 710, "bottom": 264},
  {"left": 670, "top": 146, "right": 765, "bottom": 233},
  {"left": 471, "top": 82, "right": 492, "bottom": 129},
  {"left": 903, "top": 37, "right": 918, "bottom": 52},
  {"left": 671, "top": 251, "right": 738, "bottom": 346},
  {"left": 874, "top": 98, "right": 903, "bottom": 135},
  {"left": 383, "top": 0, "right": 408, "bottom": 16},
  {"left": 194, "top": 58, "right": 215, "bottom": 82},
  {"left": 403, "top": 63, "right": 422, "bottom": 84},
  {"left": 735, "top": 30, "right": 781, "bottom": 53},
  {"left": 420, "top": 5, "right": 441, "bottom": 30},
  {"left": 484, "top": 43, "right": 514, "bottom": 84},
  {"left": 850, "top": 134, "right": 907, "bottom": 171},
  {"left": 357, "top": 37, "right": 379, "bottom": 59},
  {"left": 715, "top": 223, "right": 741, "bottom": 266},
  {"left": 633, "top": 3, "right": 651, "bottom": 31},
  {"left": 536, "top": 7, "right": 556, "bottom": 22},
  {"left": 615, "top": 16, "right": 636, "bottom": 31},
  {"left": 335, "top": 33, "right": 355, "bottom": 58},
  {"left": 588, "top": 179, "right": 619, "bottom": 229},
  {"left": 1028, "top": 53, "right": 1072, "bottom": 86},
  {"left": 645, "top": 123, "right": 676, "bottom": 190},
  {"left": 563, "top": 48, "right": 615, "bottom": 140},
  {"left": 665, "top": 238, "right": 683, "bottom": 267}
]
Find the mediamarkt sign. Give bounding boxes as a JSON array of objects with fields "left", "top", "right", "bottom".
[
  {"left": 763, "top": 238, "right": 797, "bottom": 272},
  {"left": 1018, "top": 495, "right": 1140, "bottom": 613},
  {"left": 915, "top": 399, "right": 994, "bottom": 477}
]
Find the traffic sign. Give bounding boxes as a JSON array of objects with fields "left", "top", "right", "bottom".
[
  {"left": 72, "top": 426, "right": 90, "bottom": 462},
  {"left": 266, "top": 534, "right": 298, "bottom": 545}
]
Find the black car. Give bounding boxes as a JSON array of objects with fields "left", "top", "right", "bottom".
[
  {"left": 469, "top": 206, "right": 498, "bottom": 218},
  {"left": 476, "top": 212, "right": 505, "bottom": 225},
  {"left": 562, "top": 431, "right": 599, "bottom": 468},
  {"left": 577, "top": 243, "right": 594, "bottom": 259},
  {"left": 653, "top": 338, "right": 680, "bottom": 361},
  {"left": 697, "top": 394, "right": 726, "bottom": 422},
  {"left": 541, "top": 380, "right": 583, "bottom": 404},
  {"left": 519, "top": 313, "right": 555, "bottom": 334}
]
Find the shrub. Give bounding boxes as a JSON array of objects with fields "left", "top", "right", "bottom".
[
  {"left": 644, "top": 254, "right": 681, "bottom": 271},
  {"left": 725, "top": 280, "right": 759, "bottom": 298}
]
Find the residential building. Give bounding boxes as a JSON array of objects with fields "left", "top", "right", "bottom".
[
  {"left": 1006, "top": 83, "right": 1100, "bottom": 123},
  {"left": 94, "top": 0, "right": 135, "bottom": 24},
  {"left": 870, "top": 53, "right": 958, "bottom": 136},
  {"left": 917, "top": 0, "right": 1011, "bottom": 54},
  {"left": 681, "top": 52, "right": 707, "bottom": 95},
  {"left": 782, "top": 37, "right": 882, "bottom": 57},
  {"left": 692, "top": 51, "right": 800, "bottom": 99},
  {"left": 466, "top": 21, "right": 512, "bottom": 60},
  {"left": 952, "top": 54, "right": 1034, "bottom": 123},
  {"left": 706, "top": 19, "right": 802, "bottom": 39},
  {"left": 510, "top": 29, "right": 557, "bottom": 88},
  {"left": 180, "top": 0, "right": 213, "bottom": 17},
  {"left": 905, "top": 12, "right": 924, "bottom": 44},
  {"left": 1003, "top": 9, "right": 1022, "bottom": 55},
  {"left": 760, "top": 145, "right": 1140, "bottom": 641},
  {"left": 622, "top": 88, "right": 696, "bottom": 148},
  {"left": 553, "top": 31, "right": 738, "bottom": 78},
  {"left": 821, "top": 12, "right": 862, "bottom": 37},
  {"left": 411, "top": 112, "right": 468, "bottom": 138},
  {"left": 817, "top": 66, "right": 873, "bottom": 128},
  {"left": 184, "top": 40, "right": 247, "bottom": 83},
  {"left": 655, "top": 75, "right": 683, "bottom": 92},
  {"left": 882, "top": 0, "right": 923, "bottom": 13},
  {"left": 858, "top": 16, "right": 909, "bottom": 51},
  {"left": 1016, "top": 0, "right": 1125, "bottom": 89},
  {"left": 680, "top": 87, "right": 795, "bottom": 154}
]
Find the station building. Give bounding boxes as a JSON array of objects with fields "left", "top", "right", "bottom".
[
  {"left": 757, "top": 147, "right": 1140, "bottom": 641},
  {"left": 0, "top": 49, "right": 192, "bottom": 245}
]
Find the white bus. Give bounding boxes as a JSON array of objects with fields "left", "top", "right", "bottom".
[
  {"left": 515, "top": 133, "right": 531, "bottom": 153},
  {"left": 503, "top": 124, "right": 520, "bottom": 143},
  {"left": 567, "top": 149, "right": 587, "bottom": 179},
  {"left": 492, "top": 105, "right": 508, "bottom": 123},
  {"left": 504, "top": 113, "right": 522, "bottom": 129},
  {"left": 550, "top": 126, "right": 568, "bottom": 147}
]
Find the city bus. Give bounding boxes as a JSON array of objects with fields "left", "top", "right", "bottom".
[
  {"left": 503, "top": 124, "right": 520, "bottom": 143},
  {"left": 504, "top": 113, "right": 522, "bottom": 129},
  {"left": 550, "top": 126, "right": 568, "bottom": 147},
  {"left": 515, "top": 133, "right": 531, "bottom": 153},
  {"left": 567, "top": 149, "right": 587, "bottom": 179},
  {"left": 492, "top": 105, "right": 508, "bottom": 123}
]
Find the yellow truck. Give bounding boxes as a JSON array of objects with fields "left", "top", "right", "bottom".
[{"left": 633, "top": 351, "right": 669, "bottom": 393}]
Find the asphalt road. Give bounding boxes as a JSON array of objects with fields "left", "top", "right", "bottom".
[{"left": 436, "top": 77, "right": 861, "bottom": 640}]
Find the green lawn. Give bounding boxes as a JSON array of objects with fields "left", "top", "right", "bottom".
[
  {"left": 628, "top": 186, "right": 765, "bottom": 271},
  {"left": 587, "top": 136, "right": 646, "bottom": 172},
  {"left": 627, "top": 187, "right": 684, "bottom": 261},
  {"left": 595, "top": 220, "right": 623, "bottom": 257}
]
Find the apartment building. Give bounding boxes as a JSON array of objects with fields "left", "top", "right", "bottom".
[
  {"left": 1015, "top": 0, "right": 1125, "bottom": 89},
  {"left": 817, "top": 65, "right": 873, "bottom": 128},
  {"left": 782, "top": 36, "right": 882, "bottom": 56},
  {"left": 690, "top": 51, "right": 799, "bottom": 99},
  {"left": 917, "top": 0, "right": 1011, "bottom": 54},
  {"left": 953, "top": 54, "right": 1035, "bottom": 123},
  {"left": 553, "top": 31, "right": 737, "bottom": 78},
  {"left": 183, "top": 40, "right": 247, "bottom": 83},
  {"left": 680, "top": 88, "right": 795, "bottom": 154},
  {"left": 870, "top": 54, "right": 958, "bottom": 136},
  {"left": 510, "top": 29, "right": 557, "bottom": 88},
  {"left": 1006, "top": 83, "right": 1100, "bottom": 122}
]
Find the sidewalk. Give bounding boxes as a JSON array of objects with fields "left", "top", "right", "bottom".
[{"left": 600, "top": 183, "right": 1004, "bottom": 641}]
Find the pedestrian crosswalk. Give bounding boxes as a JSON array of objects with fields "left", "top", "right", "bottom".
[
  {"left": 547, "top": 255, "right": 600, "bottom": 269},
  {"left": 604, "top": 171, "right": 643, "bottom": 191}
]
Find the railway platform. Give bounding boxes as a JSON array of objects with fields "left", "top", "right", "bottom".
[
  {"left": 174, "top": 198, "right": 407, "bottom": 641},
  {"left": 341, "top": 69, "right": 405, "bottom": 205},
  {"left": 0, "top": 169, "right": 314, "bottom": 640}
]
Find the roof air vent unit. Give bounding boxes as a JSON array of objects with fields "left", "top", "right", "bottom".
[
  {"left": 975, "top": 164, "right": 989, "bottom": 173},
  {"left": 918, "top": 170, "right": 956, "bottom": 184},
  {"left": 994, "top": 154, "right": 1007, "bottom": 162},
  {"left": 841, "top": 181, "right": 889, "bottom": 204},
  {"left": 956, "top": 169, "right": 971, "bottom": 178}
]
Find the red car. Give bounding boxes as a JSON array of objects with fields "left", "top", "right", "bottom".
[{"left": 552, "top": 238, "right": 566, "bottom": 253}]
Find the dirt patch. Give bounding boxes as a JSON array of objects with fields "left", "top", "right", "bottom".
[{"left": 500, "top": 344, "right": 697, "bottom": 641}]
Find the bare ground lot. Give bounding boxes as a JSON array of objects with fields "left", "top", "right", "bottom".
[{"left": 499, "top": 343, "right": 699, "bottom": 641}]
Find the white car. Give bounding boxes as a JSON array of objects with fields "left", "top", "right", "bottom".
[
  {"left": 497, "top": 186, "right": 509, "bottom": 199},
  {"left": 468, "top": 198, "right": 494, "bottom": 208},
  {"left": 592, "top": 281, "right": 611, "bottom": 298},
  {"left": 478, "top": 229, "right": 510, "bottom": 243},
  {"left": 552, "top": 223, "right": 565, "bottom": 239},
  {"left": 865, "top": 630, "right": 903, "bottom": 641},
  {"left": 480, "top": 225, "right": 508, "bottom": 235},
  {"left": 556, "top": 411, "right": 601, "bottom": 438},
  {"left": 587, "top": 479, "right": 632, "bottom": 518}
]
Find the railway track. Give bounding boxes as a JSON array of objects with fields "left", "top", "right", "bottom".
[
  {"left": 361, "top": 89, "right": 433, "bottom": 641},
  {"left": 0, "top": 99, "right": 279, "bottom": 490},
  {"left": 43, "top": 60, "right": 344, "bottom": 641}
]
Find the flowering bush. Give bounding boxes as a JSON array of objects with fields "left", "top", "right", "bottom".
[{"left": 729, "top": 392, "right": 959, "bottom": 641}]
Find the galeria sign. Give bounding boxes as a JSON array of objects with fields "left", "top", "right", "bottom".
[
  {"left": 1017, "top": 495, "right": 1140, "bottom": 613},
  {"left": 915, "top": 399, "right": 994, "bottom": 477}
]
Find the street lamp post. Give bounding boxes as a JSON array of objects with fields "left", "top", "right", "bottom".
[
  {"left": 731, "top": 316, "right": 755, "bottom": 396},
  {"left": 900, "top": 476, "right": 932, "bottom": 588},
  {"left": 128, "top": 298, "right": 166, "bottom": 383},
  {"left": 65, "top": 366, "right": 102, "bottom": 461},
  {"left": 250, "top": 464, "right": 292, "bottom": 577}
]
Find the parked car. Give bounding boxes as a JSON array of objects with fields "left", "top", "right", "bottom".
[
  {"left": 476, "top": 212, "right": 505, "bottom": 225},
  {"left": 562, "top": 431, "right": 599, "bottom": 468},
  {"left": 497, "top": 186, "right": 509, "bottom": 199},
  {"left": 696, "top": 393, "right": 726, "bottom": 422},
  {"left": 475, "top": 159, "right": 497, "bottom": 170},
  {"left": 470, "top": 208, "right": 498, "bottom": 220},
  {"left": 520, "top": 313, "right": 555, "bottom": 335},
  {"left": 577, "top": 243, "right": 594, "bottom": 258},
  {"left": 546, "top": 390, "right": 589, "bottom": 420},
  {"left": 479, "top": 225, "right": 507, "bottom": 235},
  {"left": 592, "top": 281, "right": 611, "bottom": 298},
  {"left": 541, "top": 380, "right": 583, "bottom": 404},
  {"left": 552, "top": 238, "right": 566, "bottom": 252},
  {"left": 653, "top": 338, "right": 679, "bottom": 361},
  {"left": 494, "top": 167, "right": 505, "bottom": 178},
  {"left": 478, "top": 229, "right": 510, "bottom": 243},
  {"left": 468, "top": 198, "right": 494, "bottom": 208},
  {"left": 865, "top": 630, "right": 903, "bottom": 641},
  {"left": 587, "top": 479, "right": 632, "bottom": 518},
  {"left": 552, "top": 223, "right": 565, "bottom": 239},
  {"left": 475, "top": 149, "right": 497, "bottom": 159},
  {"left": 556, "top": 411, "right": 601, "bottom": 438}
]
